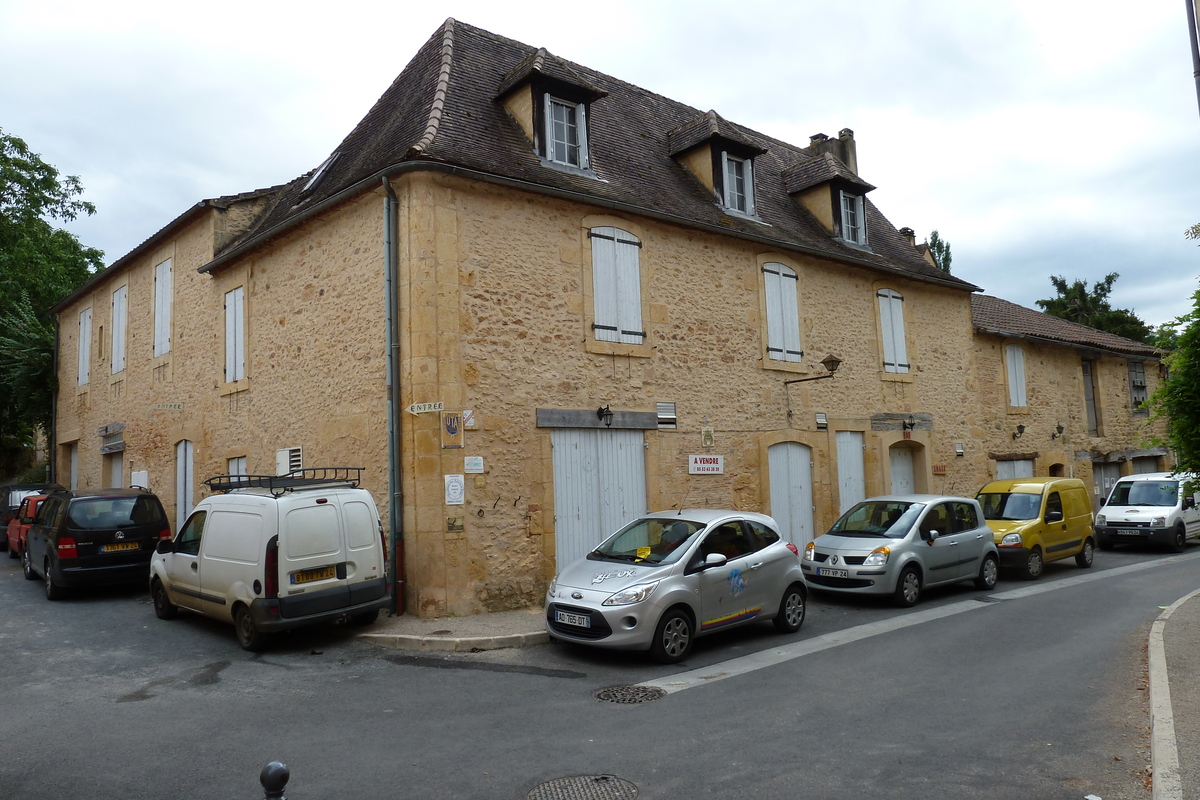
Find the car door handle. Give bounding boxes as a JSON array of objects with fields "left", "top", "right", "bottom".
[
  {"left": 190, "top": 562, "right": 198, "bottom": 571},
  {"left": 748, "top": 561, "right": 764, "bottom": 569}
]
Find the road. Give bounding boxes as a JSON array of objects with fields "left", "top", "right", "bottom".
[{"left": 0, "top": 544, "right": 1193, "bottom": 799}]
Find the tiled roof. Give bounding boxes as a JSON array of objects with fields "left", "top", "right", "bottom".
[
  {"left": 971, "top": 294, "right": 1160, "bottom": 358},
  {"left": 210, "top": 18, "right": 979, "bottom": 292},
  {"left": 666, "top": 109, "right": 767, "bottom": 157},
  {"left": 495, "top": 47, "right": 606, "bottom": 101},
  {"left": 782, "top": 152, "right": 875, "bottom": 195}
]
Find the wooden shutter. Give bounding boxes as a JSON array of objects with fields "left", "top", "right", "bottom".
[
  {"left": 575, "top": 101, "right": 589, "bottom": 169},
  {"left": 878, "top": 289, "right": 909, "bottom": 373},
  {"left": 111, "top": 286, "right": 127, "bottom": 374},
  {"left": 763, "top": 263, "right": 801, "bottom": 362},
  {"left": 224, "top": 287, "right": 245, "bottom": 382},
  {"left": 590, "top": 227, "right": 643, "bottom": 345},
  {"left": 1006, "top": 344, "right": 1027, "bottom": 406},
  {"left": 153, "top": 258, "right": 172, "bottom": 357},
  {"left": 78, "top": 308, "right": 91, "bottom": 386}
]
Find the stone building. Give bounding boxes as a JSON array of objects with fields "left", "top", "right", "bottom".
[{"left": 49, "top": 19, "right": 1166, "bottom": 617}]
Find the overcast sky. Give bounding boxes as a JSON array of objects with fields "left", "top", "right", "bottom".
[{"left": 3, "top": 0, "right": 1198, "bottom": 328}]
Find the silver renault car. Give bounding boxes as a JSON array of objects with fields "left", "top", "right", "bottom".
[
  {"left": 802, "top": 495, "right": 999, "bottom": 607},
  {"left": 545, "top": 510, "right": 807, "bottom": 663}
]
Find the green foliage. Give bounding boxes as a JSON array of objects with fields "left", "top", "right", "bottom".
[
  {"left": 0, "top": 129, "right": 102, "bottom": 470},
  {"left": 1035, "top": 273, "right": 1154, "bottom": 344},
  {"left": 924, "top": 230, "right": 951, "bottom": 273},
  {"left": 1149, "top": 285, "right": 1200, "bottom": 478}
]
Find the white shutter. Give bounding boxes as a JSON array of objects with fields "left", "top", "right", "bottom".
[
  {"left": 225, "top": 287, "right": 245, "bottom": 382},
  {"left": 878, "top": 289, "right": 908, "bottom": 373},
  {"left": 614, "top": 234, "right": 642, "bottom": 344},
  {"left": 153, "top": 258, "right": 172, "bottom": 357},
  {"left": 590, "top": 229, "right": 619, "bottom": 342},
  {"left": 78, "top": 308, "right": 91, "bottom": 386},
  {"left": 1006, "top": 344, "right": 1027, "bottom": 406},
  {"left": 768, "top": 442, "right": 814, "bottom": 547},
  {"left": 575, "top": 101, "right": 589, "bottom": 169},
  {"left": 175, "top": 440, "right": 194, "bottom": 529},
  {"left": 836, "top": 431, "right": 866, "bottom": 513},
  {"left": 744, "top": 159, "right": 755, "bottom": 216},
  {"left": 763, "top": 263, "right": 801, "bottom": 362},
  {"left": 111, "top": 285, "right": 127, "bottom": 374}
]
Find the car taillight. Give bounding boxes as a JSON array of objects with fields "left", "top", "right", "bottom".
[
  {"left": 786, "top": 543, "right": 800, "bottom": 556},
  {"left": 264, "top": 539, "right": 279, "bottom": 598},
  {"left": 158, "top": 527, "right": 171, "bottom": 540},
  {"left": 57, "top": 537, "right": 78, "bottom": 559}
]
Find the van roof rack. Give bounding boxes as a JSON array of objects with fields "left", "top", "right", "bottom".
[{"left": 204, "top": 467, "right": 363, "bottom": 497}]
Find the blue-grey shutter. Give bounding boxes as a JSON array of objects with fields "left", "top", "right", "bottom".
[
  {"left": 1006, "top": 344, "right": 1027, "bottom": 406},
  {"left": 878, "top": 289, "right": 908, "bottom": 373},
  {"left": 763, "top": 263, "right": 801, "bottom": 362},
  {"left": 111, "top": 285, "right": 127, "bottom": 374},
  {"left": 78, "top": 308, "right": 91, "bottom": 386},
  {"left": 225, "top": 287, "right": 245, "bottom": 382},
  {"left": 153, "top": 258, "right": 172, "bottom": 357},
  {"left": 591, "top": 227, "right": 643, "bottom": 344}
]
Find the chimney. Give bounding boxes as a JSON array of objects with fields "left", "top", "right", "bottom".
[
  {"left": 803, "top": 129, "right": 858, "bottom": 175},
  {"left": 899, "top": 227, "right": 917, "bottom": 247}
]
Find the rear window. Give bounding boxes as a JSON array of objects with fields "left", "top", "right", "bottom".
[{"left": 67, "top": 496, "right": 167, "bottom": 530}]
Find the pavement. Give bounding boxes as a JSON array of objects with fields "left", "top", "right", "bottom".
[{"left": 356, "top": 592, "right": 1200, "bottom": 800}]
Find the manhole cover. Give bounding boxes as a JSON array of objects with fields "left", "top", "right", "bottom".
[
  {"left": 527, "top": 775, "right": 638, "bottom": 800},
  {"left": 593, "top": 685, "right": 666, "bottom": 704}
]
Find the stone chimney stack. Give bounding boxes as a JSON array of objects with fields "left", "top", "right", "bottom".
[
  {"left": 803, "top": 129, "right": 859, "bottom": 174},
  {"left": 899, "top": 227, "right": 917, "bottom": 247}
]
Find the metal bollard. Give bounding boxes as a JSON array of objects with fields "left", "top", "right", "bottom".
[{"left": 259, "top": 761, "right": 289, "bottom": 800}]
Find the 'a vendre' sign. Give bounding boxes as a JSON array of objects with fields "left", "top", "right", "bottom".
[{"left": 688, "top": 455, "right": 725, "bottom": 474}]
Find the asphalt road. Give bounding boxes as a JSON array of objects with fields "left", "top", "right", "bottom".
[{"left": 0, "top": 543, "right": 1193, "bottom": 800}]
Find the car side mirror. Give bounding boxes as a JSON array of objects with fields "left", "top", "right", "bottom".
[
  {"left": 921, "top": 529, "right": 938, "bottom": 543},
  {"left": 19, "top": 516, "right": 31, "bottom": 525},
  {"left": 1186, "top": 497, "right": 1196, "bottom": 510},
  {"left": 1099, "top": 498, "right": 1107, "bottom": 507},
  {"left": 155, "top": 539, "right": 175, "bottom": 555},
  {"left": 1045, "top": 510, "right": 1064, "bottom": 523},
  {"left": 703, "top": 552, "right": 728, "bottom": 568}
]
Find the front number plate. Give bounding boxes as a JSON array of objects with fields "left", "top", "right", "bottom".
[
  {"left": 1116, "top": 529, "right": 1143, "bottom": 537},
  {"left": 291, "top": 566, "right": 337, "bottom": 585},
  {"left": 818, "top": 567, "right": 849, "bottom": 578},
  {"left": 555, "top": 610, "right": 591, "bottom": 628},
  {"left": 101, "top": 542, "right": 139, "bottom": 553}
]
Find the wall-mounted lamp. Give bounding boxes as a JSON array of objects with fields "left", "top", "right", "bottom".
[
  {"left": 596, "top": 405, "right": 614, "bottom": 427},
  {"left": 902, "top": 415, "right": 916, "bottom": 431},
  {"left": 1012, "top": 423, "right": 1026, "bottom": 440},
  {"left": 784, "top": 354, "right": 843, "bottom": 385},
  {"left": 1051, "top": 423, "right": 1065, "bottom": 439}
]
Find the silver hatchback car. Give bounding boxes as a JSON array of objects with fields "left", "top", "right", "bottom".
[
  {"left": 802, "top": 495, "right": 1000, "bottom": 607},
  {"left": 545, "top": 510, "right": 807, "bottom": 663}
]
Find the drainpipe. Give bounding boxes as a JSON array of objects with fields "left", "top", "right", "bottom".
[
  {"left": 383, "top": 176, "right": 406, "bottom": 614},
  {"left": 50, "top": 320, "right": 59, "bottom": 484},
  {"left": 1189, "top": 0, "right": 1200, "bottom": 120}
]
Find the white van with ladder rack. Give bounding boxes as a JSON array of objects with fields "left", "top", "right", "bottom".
[{"left": 149, "top": 468, "right": 389, "bottom": 650}]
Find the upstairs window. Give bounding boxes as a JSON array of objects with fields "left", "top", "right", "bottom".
[
  {"left": 77, "top": 308, "right": 92, "bottom": 387},
  {"left": 722, "top": 152, "right": 755, "bottom": 215},
  {"left": 1005, "top": 344, "right": 1027, "bottom": 407},
  {"left": 111, "top": 285, "right": 127, "bottom": 374},
  {"left": 589, "top": 226, "right": 644, "bottom": 345},
  {"left": 762, "top": 262, "right": 802, "bottom": 363},
  {"left": 153, "top": 258, "right": 172, "bottom": 358},
  {"left": 1128, "top": 360, "right": 1148, "bottom": 413},
  {"left": 545, "top": 96, "right": 588, "bottom": 169},
  {"left": 877, "top": 288, "right": 909, "bottom": 373},
  {"left": 224, "top": 286, "right": 245, "bottom": 383},
  {"left": 840, "top": 190, "right": 866, "bottom": 246}
]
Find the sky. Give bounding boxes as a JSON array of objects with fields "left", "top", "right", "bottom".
[{"left": 3, "top": 0, "right": 1198, "bottom": 328}]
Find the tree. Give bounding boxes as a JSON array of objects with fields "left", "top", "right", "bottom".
[
  {"left": 1035, "top": 273, "right": 1154, "bottom": 344},
  {"left": 1149, "top": 285, "right": 1200, "bottom": 482},
  {"left": 0, "top": 129, "right": 102, "bottom": 472},
  {"left": 924, "top": 230, "right": 951, "bottom": 273}
]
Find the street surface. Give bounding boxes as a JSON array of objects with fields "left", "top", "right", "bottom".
[{"left": 1, "top": 544, "right": 1194, "bottom": 799}]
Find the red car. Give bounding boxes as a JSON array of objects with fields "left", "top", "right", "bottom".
[{"left": 6, "top": 494, "right": 48, "bottom": 559}]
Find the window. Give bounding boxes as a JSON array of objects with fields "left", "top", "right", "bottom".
[
  {"left": 228, "top": 456, "right": 247, "bottom": 477},
  {"left": 877, "top": 289, "right": 909, "bottom": 373},
  {"left": 763, "top": 262, "right": 802, "bottom": 363},
  {"left": 176, "top": 511, "right": 206, "bottom": 557},
  {"left": 1005, "top": 344, "right": 1027, "bottom": 407},
  {"left": 589, "top": 227, "right": 644, "bottom": 344},
  {"left": 545, "top": 96, "right": 588, "bottom": 168},
  {"left": 1129, "top": 361, "right": 1148, "bottom": 413},
  {"left": 1045, "top": 492, "right": 1063, "bottom": 521},
  {"left": 111, "top": 285, "right": 127, "bottom": 374},
  {"left": 153, "top": 258, "right": 172, "bottom": 357},
  {"left": 1082, "top": 360, "right": 1100, "bottom": 435},
  {"left": 722, "top": 152, "right": 755, "bottom": 214},
  {"left": 949, "top": 501, "right": 980, "bottom": 532},
  {"left": 224, "top": 287, "right": 245, "bottom": 383},
  {"left": 77, "top": 308, "right": 91, "bottom": 386},
  {"left": 840, "top": 191, "right": 866, "bottom": 245}
]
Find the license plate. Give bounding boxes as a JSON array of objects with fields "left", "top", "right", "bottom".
[
  {"left": 818, "top": 567, "right": 849, "bottom": 578},
  {"left": 1116, "top": 529, "right": 1143, "bottom": 537},
  {"left": 291, "top": 565, "right": 336, "bottom": 585},
  {"left": 555, "top": 610, "right": 591, "bottom": 628},
  {"left": 101, "top": 542, "right": 139, "bottom": 553}
]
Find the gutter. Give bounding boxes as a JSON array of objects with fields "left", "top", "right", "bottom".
[
  {"left": 197, "top": 162, "right": 981, "bottom": 293},
  {"left": 49, "top": 320, "right": 59, "bottom": 484},
  {"left": 382, "top": 177, "right": 405, "bottom": 615}
]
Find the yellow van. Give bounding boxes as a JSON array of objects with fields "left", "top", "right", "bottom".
[{"left": 975, "top": 477, "right": 1095, "bottom": 579}]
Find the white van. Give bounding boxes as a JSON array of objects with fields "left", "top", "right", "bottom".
[
  {"left": 149, "top": 469, "right": 389, "bottom": 650},
  {"left": 1095, "top": 472, "right": 1200, "bottom": 552}
]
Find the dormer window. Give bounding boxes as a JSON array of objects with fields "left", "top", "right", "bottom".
[
  {"left": 840, "top": 190, "right": 866, "bottom": 246},
  {"left": 722, "top": 153, "right": 754, "bottom": 215},
  {"left": 546, "top": 96, "right": 588, "bottom": 168}
]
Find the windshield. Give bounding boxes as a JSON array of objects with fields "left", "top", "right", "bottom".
[
  {"left": 828, "top": 501, "right": 923, "bottom": 538},
  {"left": 978, "top": 492, "right": 1042, "bottom": 521},
  {"left": 590, "top": 517, "right": 703, "bottom": 565},
  {"left": 1108, "top": 480, "right": 1179, "bottom": 507},
  {"left": 68, "top": 496, "right": 166, "bottom": 530}
]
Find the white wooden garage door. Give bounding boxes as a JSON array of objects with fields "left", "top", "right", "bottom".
[
  {"left": 768, "top": 442, "right": 814, "bottom": 547},
  {"left": 551, "top": 429, "right": 647, "bottom": 568}
]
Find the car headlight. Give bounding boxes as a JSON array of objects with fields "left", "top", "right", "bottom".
[
  {"left": 1001, "top": 533, "right": 1023, "bottom": 547},
  {"left": 803, "top": 542, "right": 816, "bottom": 561},
  {"left": 862, "top": 546, "right": 890, "bottom": 567},
  {"left": 1095, "top": 515, "right": 1106, "bottom": 526},
  {"left": 547, "top": 576, "right": 558, "bottom": 596},
  {"left": 603, "top": 580, "right": 660, "bottom": 606},
  {"left": 1153, "top": 516, "right": 1167, "bottom": 527}
]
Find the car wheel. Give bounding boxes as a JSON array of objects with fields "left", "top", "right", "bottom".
[
  {"left": 650, "top": 608, "right": 694, "bottom": 664},
  {"left": 234, "top": 606, "right": 266, "bottom": 652},
  {"left": 893, "top": 566, "right": 921, "bottom": 607},
  {"left": 151, "top": 578, "right": 178, "bottom": 620},
  {"left": 974, "top": 554, "right": 999, "bottom": 590},
  {"left": 1021, "top": 547, "right": 1044, "bottom": 581},
  {"left": 1170, "top": 525, "right": 1187, "bottom": 553},
  {"left": 350, "top": 609, "right": 380, "bottom": 626},
  {"left": 773, "top": 583, "right": 807, "bottom": 633},
  {"left": 44, "top": 558, "right": 64, "bottom": 601},
  {"left": 21, "top": 546, "right": 36, "bottom": 580},
  {"left": 1098, "top": 538, "right": 1114, "bottom": 551},
  {"left": 1075, "top": 539, "right": 1095, "bottom": 568}
]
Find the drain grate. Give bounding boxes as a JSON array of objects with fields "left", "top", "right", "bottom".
[
  {"left": 527, "top": 775, "right": 638, "bottom": 799},
  {"left": 593, "top": 685, "right": 666, "bottom": 704},
  {"left": 975, "top": 596, "right": 1004, "bottom": 604}
]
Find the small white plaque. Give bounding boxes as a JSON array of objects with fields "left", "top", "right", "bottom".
[
  {"left": 689, "top": 455, "right": 724, "bottom": 474},
  {"left": 464, "top": 457, "right": 484, "bottom": 474},
  {"left": 444, "top": 474, "right": 465, "bottom": 505}
]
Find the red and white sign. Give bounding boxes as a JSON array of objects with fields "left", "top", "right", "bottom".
[{"left": 689, "top": 455, "right": 724, "bottom": 474}]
